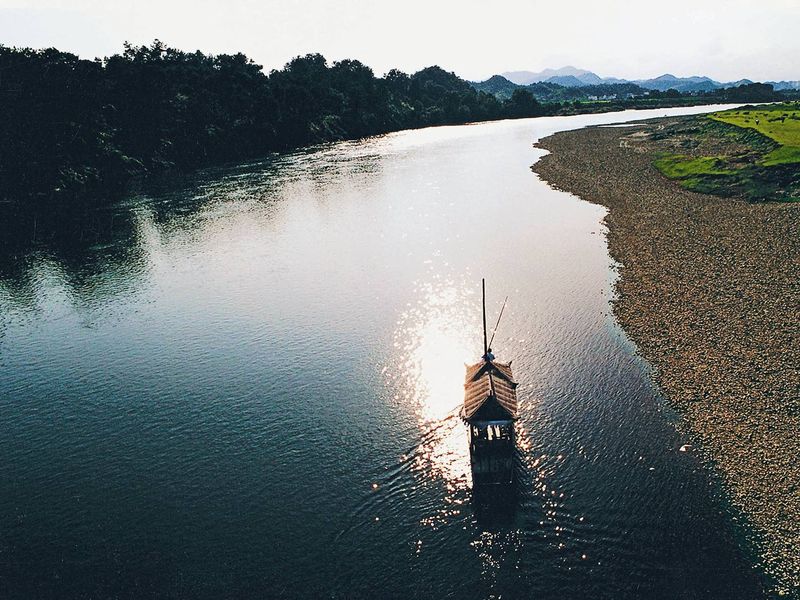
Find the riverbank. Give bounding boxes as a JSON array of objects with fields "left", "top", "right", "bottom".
[{"left": 533, "top": 117, "right": 799, "bottom": 596}]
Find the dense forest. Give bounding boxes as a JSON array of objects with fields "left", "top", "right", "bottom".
[
  {"left": 0, "top": 41, "right": 535, "bottom": 203},
  {"left": 0, "top": 41, "right": 784, "bottom": 205}
]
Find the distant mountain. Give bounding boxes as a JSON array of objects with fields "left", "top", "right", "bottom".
[
  {"left": 599, "top": 76, "right": 629, "bottom": 85},
  {"left": 767, "top": 80, "right": 800, "bottom": 90},
  {"left": 471, "top": 74, "right": 519, "bottom": 99},
  {"left": 574, "top": 72, "right": 603, "bottom": 85},
  {"left": 545, "top": 75, "right": 586, "bottom": 87},
  {"left": 473, "top": 66, "right": 797, "bottom": 103},
  {"left": 502, "top": 66, "right": 598, "bottom": 85},
  {"left": 529, "top": 82, "right": 648, "bottom": 102},
  {"left": 496, "top": 66, "right": 789, "bottom": 94},
  {"left": 635, "top": 74, "right": 719, "bottom": 92},
  {"left": 470, "top": 76, "right": 650, "bottom": 103}
]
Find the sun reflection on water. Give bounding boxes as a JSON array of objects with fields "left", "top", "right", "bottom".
[
  {"left": 391, "top": 278, "right": 477, "bottom": 488},
  {"left": 386, "top": 276, "right": 562, "bottom": 591}
]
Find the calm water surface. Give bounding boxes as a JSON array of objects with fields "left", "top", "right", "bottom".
[{"left": 0, "top": 106, "right": 763, "bottom": 599}]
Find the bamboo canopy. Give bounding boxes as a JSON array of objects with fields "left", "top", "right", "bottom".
[{"left": 463, "top": 360, "right": 518, "bottom": 421}]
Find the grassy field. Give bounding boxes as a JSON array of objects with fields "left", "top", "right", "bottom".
[
  {"left": 652, "top": 103, "right": 800, "bottom": 201},
  {"left": 710, "top": 104, "right": 800, "bottom": 166},
  {"left": 653, "top": 155, "right": 735, "bottom": 178}
]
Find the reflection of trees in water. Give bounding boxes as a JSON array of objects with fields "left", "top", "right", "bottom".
[
  {"left": 134, "top": 142, "right": 384, "bottom": 230},
  {"left": 0, "top": 199, "right": 147, "bottom": 309},
  {"left": 0, "top": 138, "right": 386, "bottom": 309},
  {"left": 0, "top": 164, "right": 232, "bottom": 306}
]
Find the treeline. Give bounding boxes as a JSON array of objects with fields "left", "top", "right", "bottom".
[
  {"left": 472, "top": 74, "right": 786, "bottom": 104},
  {"left": 0, "top": 41, "right": 550, "bottom": 203},
  {"left": 0, "top": 41, "right": 784, "bottom": 205},
  {"left": 646, "top": 82, "right": 783, "bottom": 103}
]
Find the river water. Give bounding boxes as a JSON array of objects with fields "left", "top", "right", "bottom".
[{"left": 0, "top": 105, "right": 763, "bottom": 599}]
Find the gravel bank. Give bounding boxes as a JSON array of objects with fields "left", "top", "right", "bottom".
[{"left": 533, "top": 119, "right": 799, "bottom": 597}]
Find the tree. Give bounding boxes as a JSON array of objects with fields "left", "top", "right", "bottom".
[{"left": 505, "top": 89, "right": 542, "bottom": 118}]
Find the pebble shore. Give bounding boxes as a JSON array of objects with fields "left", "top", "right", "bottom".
[{"left": 533, "top": 119, "right": 799, "bottom": 596}]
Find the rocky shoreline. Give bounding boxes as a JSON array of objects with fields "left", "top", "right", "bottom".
[{"left": 533, "top": 118, "right": 799, "bottom": 597}]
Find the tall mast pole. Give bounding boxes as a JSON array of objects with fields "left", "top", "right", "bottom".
[{"left": 482, "top": 278, "right": 488, "bottom": 355}]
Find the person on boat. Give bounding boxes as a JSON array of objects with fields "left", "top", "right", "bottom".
[{"left": 483, "top": 348, "right": 495, "bottom": 362}]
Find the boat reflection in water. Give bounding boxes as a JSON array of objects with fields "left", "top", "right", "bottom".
[{"left": 471, "top": 466, "right": 521, "bottom": 528}]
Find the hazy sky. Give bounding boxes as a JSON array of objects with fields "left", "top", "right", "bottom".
[{"left": 1, "top": 0, "right": 798, "bottom": 82}]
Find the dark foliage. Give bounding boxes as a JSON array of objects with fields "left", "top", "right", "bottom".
[
  {"left": 0, "top": 42, "right": 545, "bottom": 204},
  {"left": 522, "top": 81, "right": 648, "bottom": 102},
  {"left": 709, "top": 82, "right": 782, "bottom": 103},
  {"left": 472, "top": 77, "right": 783, "bottom": 105},
  {"left": 1, "top": 41, "right": 781, "bottom": 207}
]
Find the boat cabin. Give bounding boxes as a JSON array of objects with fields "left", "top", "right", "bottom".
[{"left": 464, "top": 359, "right": 518, "bottom": 485}]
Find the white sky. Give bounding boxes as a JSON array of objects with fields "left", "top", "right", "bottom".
[{"left": 0, "top": 0, "right": 798, "bottom": 82}]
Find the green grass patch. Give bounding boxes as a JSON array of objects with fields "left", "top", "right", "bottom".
[
  {"left": 710, "top": 103, "right": 800, "bottom": 166},
  {"left": 653, "top": 154, "right": 744, "bottom": 197},
  {"left": 710, "top": 104, "right": 800, "bottom": 146},
  {"left": 653, "top": 152, "right": 799, "bottom": 202},
  {"left": 761, "top": 145, "right": 800, "bottom": 166},
  {"left": 653, "top": 154, "right": 736, "bottom": 179},
  {"left": 649, "top": 106, "right": 800, "bottom": 202}
]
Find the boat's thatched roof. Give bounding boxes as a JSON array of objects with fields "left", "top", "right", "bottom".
[{"left": 463, "top": 360, "right": 518, "bottom": 421}]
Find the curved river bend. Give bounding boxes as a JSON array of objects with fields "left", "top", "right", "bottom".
[{"left": 0, "top": 105, "right": 763, "bottom": 599}]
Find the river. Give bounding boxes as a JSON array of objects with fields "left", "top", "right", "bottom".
[{"left": 0, "top": 105, "right": 763, "bottom": 599}]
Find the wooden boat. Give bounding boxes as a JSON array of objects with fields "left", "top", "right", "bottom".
[{"left": 463, "top": 280, "right": 518, "bottom": 485}]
